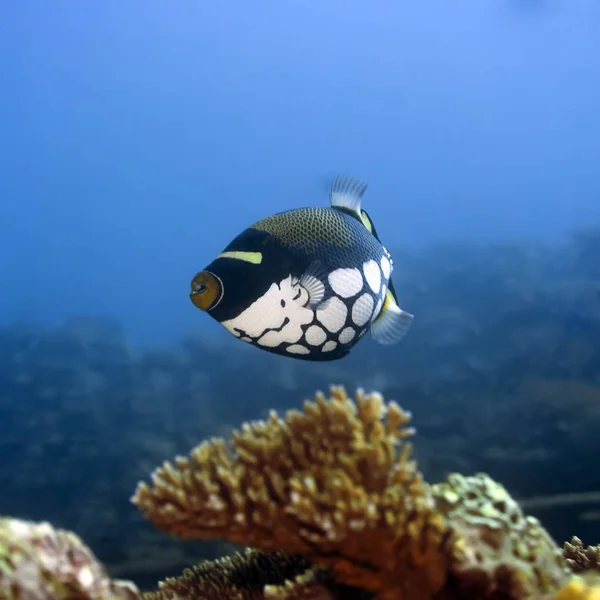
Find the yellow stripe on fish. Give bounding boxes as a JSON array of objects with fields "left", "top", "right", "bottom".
[{"left": 217, "top": 251, "right": 263, "bottom": 264}]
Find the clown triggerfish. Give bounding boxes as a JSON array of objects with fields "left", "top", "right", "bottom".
[{"left": 190, "top": 175, "right": 414, "bottom": 361}]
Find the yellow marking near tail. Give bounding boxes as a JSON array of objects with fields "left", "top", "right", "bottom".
[
  {"left": 218, "top": 251, "right": 263, "bottom": 264},
  {"left": 374, "top": 289, "right": 395, "bottom": 321},
  {"left": 360, "top": 211, "right": 374, "bottom": 232}
]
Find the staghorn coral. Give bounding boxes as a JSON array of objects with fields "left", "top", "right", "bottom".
[
  {"left": 0, "top": 517, "right": 139, "bottom": 600},
  {"left": 132, "top": 386, "right": 451, "bottom": 599},
  {"left": 563, "top": 537, "right": 600, "bottom": 574}
]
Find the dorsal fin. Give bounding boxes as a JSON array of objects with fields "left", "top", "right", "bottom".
[{"left": 329, "top": 175, "right": 368, "bottom": 216}]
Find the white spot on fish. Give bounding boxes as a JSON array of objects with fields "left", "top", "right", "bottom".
[
  {"left": 316, "top": 297, "right": 347, "bottom": 333},
  {"left": 352, "top": 293, "right": 374, "bottom": 327},
  {"left": 221, "top": 275, "right": 313, "bottom": 347},
  {"left": 339, "top": 327, "right": 356, "bottom": 344},
  {"left": 363, "top": 260, "right": 381, "bottom": 293},
  {"left": 322, "top": 340, "right": 337, "bottom": 352},
  {"left": 305, "top": 324, "right": 327, "bottom": 346},
  {"left": 286, "top": 344, "right": 310, "bottom": 355},
  {"left": 258, "top": 327, "right": 301, "bottom": 347},
  {"left": 328, "top": 267, "right": 363, "bottom": 298},
  {"left": 380, "top": 255, "right": 391, "bottom": 279}
]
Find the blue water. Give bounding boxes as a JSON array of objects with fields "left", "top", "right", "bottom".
[{"left": 1, "top": 0, "right": 599, "bottom": 346}]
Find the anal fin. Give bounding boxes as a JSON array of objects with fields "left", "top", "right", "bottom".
[{"left": 370, "top": 291, "right": 413, "bottom": 345}]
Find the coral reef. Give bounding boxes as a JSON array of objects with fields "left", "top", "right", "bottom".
[{"left": 1, "top": 386, "right": 600, "bottom": 599}]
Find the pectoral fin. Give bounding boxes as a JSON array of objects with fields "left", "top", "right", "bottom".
[{"left": 299, "top": 260, "right": 327, "bottom": 308}]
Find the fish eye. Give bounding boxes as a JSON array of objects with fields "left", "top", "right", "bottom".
[{"left": 190, "top": 271, "right": 223, "bottom": 312}]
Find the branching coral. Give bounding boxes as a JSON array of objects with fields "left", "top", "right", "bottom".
[
  {"left": 132, "top": 387, "right": 451, "bottom": 599},
  {"left": 563, "top": 538, "right": 600, "bottom": 574},
  {"left": 144, "top": 549, "right": 312, "bottom": 600},
  {"left": 0, "top": 517, "right": 139, "bottom": 600},
  {"left": 143, "top": 549, "right": 366, "bottom": 600}
]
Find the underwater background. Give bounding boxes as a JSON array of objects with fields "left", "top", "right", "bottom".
[{"left": 1, "top": 0, "right": 600, "bottom": 592}]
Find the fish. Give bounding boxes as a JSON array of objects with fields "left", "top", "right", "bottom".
[{"left": 189, "top": 175, "right": 414, "bottom": 361}]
